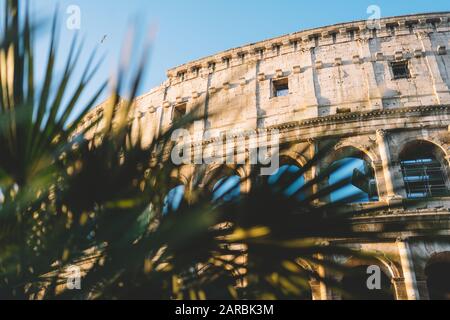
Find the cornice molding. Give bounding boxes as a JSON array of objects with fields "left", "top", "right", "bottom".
[{"left": 269, "top": 105, "right": 450, "bottom": 132}]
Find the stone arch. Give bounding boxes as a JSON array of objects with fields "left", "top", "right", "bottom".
[
  {"left": 398, "top": 139, "right": 450, "bottom": 198},
  {"left": 393, "top": 136, "right": 449, "bottom": 163},
  {"left": 322, "top": 144, "right": 377, "bottom": 168},
  {"left": 202, "top": 165, "right": 247, "bottom": 199},
  {"left": 336, "top": 138, "right": 380, "bottom": 163},
  {"left": 263, "top": 154, "right": 310, "bottom": 199},
  {"left": 165, "top": 166, "right": 191, "bottom": 198},
  {"left": 338, "top": 256, "right": 397, "bottom": 300},
  {"left": 162, "top": 175, "right": 189, "bottom": 215},
  {"left": 278, "top": 151, "right": 308, "bottom": 168},
  {"left": 169, "top": 172, "right": 190, "bottom": 188},
  {"left": 399, "top": 139, "right": 449, "bottom": 162},
  {"left": 375, "top": 256, "right": 402, "bottom": 280},
  {"left": 427, "top": 251, "right": 450, "bottom": 265},
  {"left": 320, "top": 144, "right": 380, "bottom": 203},
  {"left": 277, "top": 143, "right": 312, "bottom": 177},
  {"left": 336, "top": 255, "right": 397, "bottom": 281},
  {"left": 293, "top": 258, "right": 316, "bottom": 300},
  {"left": 424, "top": 251, "right": 450, "bottom": 300}
]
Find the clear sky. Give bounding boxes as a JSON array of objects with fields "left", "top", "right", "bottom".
[{"left": 30, "top": 0, "right": 450, "bottom": 107}]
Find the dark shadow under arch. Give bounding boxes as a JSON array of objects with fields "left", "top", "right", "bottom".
[
  {"left": 341, "top": 265, "right": 394, "bottom": 300},
  {"left": 204, "top": 166, "right": 243, "bottom": 202},
  {"left": 425, "top": 252, "right": 450, "bottom": 300}
]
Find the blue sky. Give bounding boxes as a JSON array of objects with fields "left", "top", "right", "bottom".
[{"left": 30, "top": 0, "right": 450, "bottom": 107}]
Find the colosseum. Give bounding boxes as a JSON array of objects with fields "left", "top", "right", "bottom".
[{"left": 82, "top": 12, "right": 450, "bottom": 300}]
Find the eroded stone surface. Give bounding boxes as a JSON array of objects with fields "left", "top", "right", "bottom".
[{"left": 82, "top": 13, "right": 450, "bottom": 300}]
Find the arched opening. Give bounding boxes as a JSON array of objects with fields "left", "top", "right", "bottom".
[
  {"left": 327, "top": 147, "right": 379, "bottom": 203},
  {"left": 400, "top": 141, "right": 449, "bottom": 199},
  {"left": 212, "top": 175, "right": 241, "bottom": 202},
  {"left": 205, "top": 166, "right": 243, "bottom": 203},
  {"left": 267, "top": 160, "right": 306, "bottom": 200},
  {"left": 341, "top": 265, "right": 394, "bottom": 300},
  {"left": 163, "top": 184, "right": 186, "bottom": 215},
  {"left": 425, "top": 252, "right": 450, "bottom": 300}
]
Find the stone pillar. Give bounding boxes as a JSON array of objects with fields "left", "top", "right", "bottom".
[
  {"left": 376, "top": 129, "right": 401, "bottom": 201},
  {"left": 308, "top": 138, "right": 319, "bottom": 201},
  {"left": 357, "top": 38, "right": 383, "bottom": 110},
  {"left": 302, "top": 47, "right": 319, "bottom": 118},
  {"left": 185, "top": 164, "right": 196, "bottom": 205},
  {"left": 372, "top": 160, "right": 387, "bottom": 198},
  {"left": 392, "top": 277, "right": 409, "bottom": 300},
  {"left": 310, "top": 280, "right": 323, "bottom": 300},
  {"left": 416, "top": 31, "right": 450, "bottom": 105},
  {"left": 240, "top": 161, "right": 252, "bottom": 194},
  {"left": 315, "top": 254, "right": 331, "bottom": 300},
  {"left": 397, "top": 239, "right": 420, "bottom": 300},
  {"left": 155, "top": 104, "right": 164, "bottom": 139}
]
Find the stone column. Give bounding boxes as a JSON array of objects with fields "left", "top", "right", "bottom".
[
  {"left": 155, "top": 104, "right": 164, "bottom": 139},
  {"left": 397, "top": 239, "right": 420, "bottom": 300},
  {"left": 376, "top": 129, "right": 401, "bottom": 201},
  {"left": 308, "top": 138, "right": 319, "bottom": 201},
  {"left": 392, "top": 277, "right": 409, "bottom": 300}
]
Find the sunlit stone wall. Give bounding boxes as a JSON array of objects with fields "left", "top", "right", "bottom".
[{"left": 82, "top": 13, "right": 450, "bottom": 300}]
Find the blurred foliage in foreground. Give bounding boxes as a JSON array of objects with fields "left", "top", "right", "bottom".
[{"left": 0, "top": 0, "right": 446, "bottom": 300}]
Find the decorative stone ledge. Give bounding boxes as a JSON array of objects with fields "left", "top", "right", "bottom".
[
  {"left": 352, "top": 55, "right": 362, "bottom": 64},
  {"left": 209, "top": 87, "right": 217, "bottom": 94},
  {"left": 376, "top": 52, "right": 384, "bottom": 61},
  {"left": 269, "top": 105, "right": 450, "bottom": 131},
  {"left": 438, "top": 45, "right": 447, "bottom": 55},
  {"left": 334, "top": 57, "right": 343, "bottom": 66},
  {"left": 258, "top": 72, "right": 266, "bottom": 81},
  {"left": 192, "top": 91, "right": 200, "bottom": 99},
  {"left": 223, "top": 81, "right": 231, "bottom": 91},
  {"left": 275, "top": 69, "right": 283, "bottom": 78},
  {"left": 293, "top": 65, "right": 301, "bottom": 74},
  {"left": 395, "top": 51, "right": 404, "bottom": 61}
]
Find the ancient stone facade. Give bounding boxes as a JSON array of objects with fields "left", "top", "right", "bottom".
[{"left": 83, "top": 12, "right": 450, "bottom": 300}]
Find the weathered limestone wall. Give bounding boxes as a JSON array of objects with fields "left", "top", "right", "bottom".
[
  {"left": 125, "top": 13, "right": 450, "bottom": 136},
  {"left": 81, "top": 13, "right": 450, "bottom": 300},
  {"left": 82, "top": 13, "right": 450, "bottom": 143}
]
